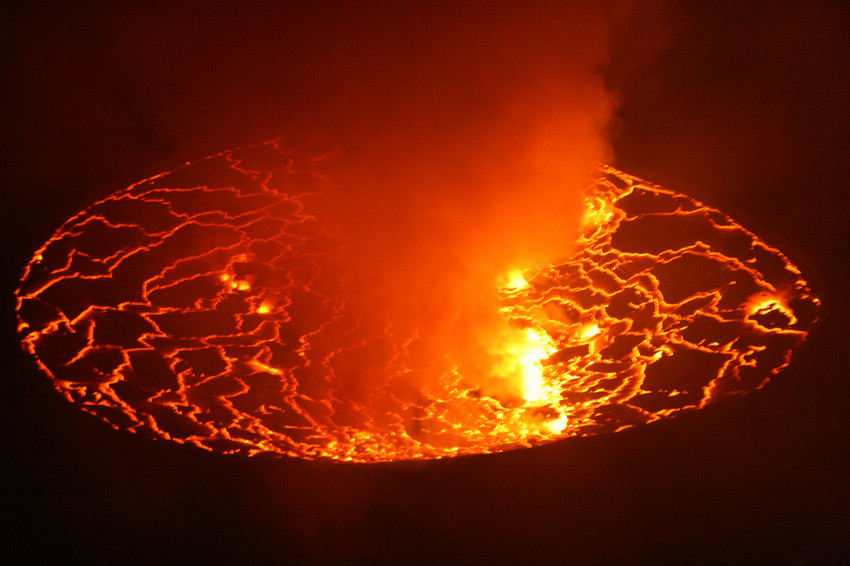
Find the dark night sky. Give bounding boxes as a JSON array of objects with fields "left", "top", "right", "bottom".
[{"left": 2, "top": 2, "right": 848, "bottom": 564}]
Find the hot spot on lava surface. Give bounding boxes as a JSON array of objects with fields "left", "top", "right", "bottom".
[{"left": 15, "top": 142, "right": 820, "bottom": 462}]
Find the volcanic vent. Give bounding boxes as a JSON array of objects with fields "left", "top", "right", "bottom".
[{"left": 16, "top": 142, "right": 819, "bottom": 462}]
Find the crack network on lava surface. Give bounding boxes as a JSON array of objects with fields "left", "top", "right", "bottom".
[{"left": 15, "top": 142, "right": 820, "bottom": 462}]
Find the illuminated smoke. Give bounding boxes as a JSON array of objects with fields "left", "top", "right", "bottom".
[
  {"left": 315, "top": 3, "right": 617, "bottom": 402},
  {"left": 15, "top": 145, "right": 819, "bottom": 462}
]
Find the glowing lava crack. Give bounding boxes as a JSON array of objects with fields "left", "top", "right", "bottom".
[{"left": 15, "top": 142, "right": 820, "bottom": 462}]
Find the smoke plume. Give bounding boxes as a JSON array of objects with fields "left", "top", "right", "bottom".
[{"left": 314, "top": 4, "right": 618, "bottom": 400}]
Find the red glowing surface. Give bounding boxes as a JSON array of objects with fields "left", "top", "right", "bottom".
[{"left": 15, "top": 142, "right": 819, "bottom": 462}]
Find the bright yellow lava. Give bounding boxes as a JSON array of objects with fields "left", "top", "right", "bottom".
[
  {"left": 501, "top": 269, "right": 530, "bottom": 291},
  {"left": 493, "top": 271, "right": 569, "bottom": 434}
]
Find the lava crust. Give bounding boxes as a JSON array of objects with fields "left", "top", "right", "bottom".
[{"left": 16, "top": 142, "right": 820, "bottom": 462}]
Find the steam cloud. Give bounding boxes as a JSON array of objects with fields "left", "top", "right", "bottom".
[{"left": 315, "top": 4, "right": 617, "bottom": 398}]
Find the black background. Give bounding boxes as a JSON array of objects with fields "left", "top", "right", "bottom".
[{"left": 3, "top": 2, "right": 848, "bottom": 564}]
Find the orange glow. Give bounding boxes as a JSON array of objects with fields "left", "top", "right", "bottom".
[{"left": 15, "top": 143, "right": 820, "bottom": 462}]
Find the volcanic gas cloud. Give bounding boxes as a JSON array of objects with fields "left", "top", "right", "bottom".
[{"left": 15, "top": 141, "right": 819, "bottom": 462}]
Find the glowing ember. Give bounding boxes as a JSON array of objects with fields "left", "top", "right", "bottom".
[{"left": 15, "top": 142, "right": 819, "bottom": 462}]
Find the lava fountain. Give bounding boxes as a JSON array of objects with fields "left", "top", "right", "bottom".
[{"left": 15, "top": 142, "right": 819, "bottom": 462}]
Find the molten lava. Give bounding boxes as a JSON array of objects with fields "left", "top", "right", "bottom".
[{"left": 15, "top": 142, "right": 820, "bottom": 462}]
